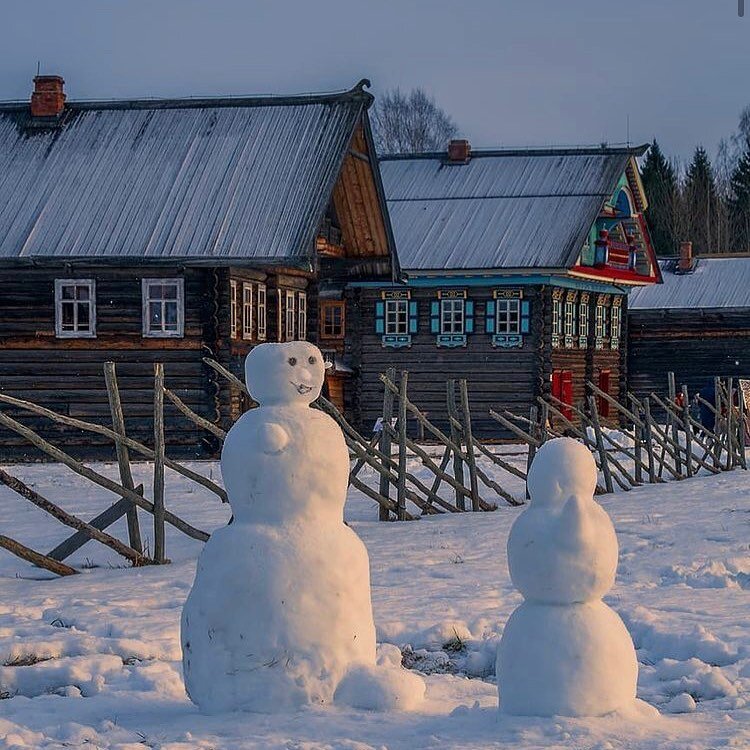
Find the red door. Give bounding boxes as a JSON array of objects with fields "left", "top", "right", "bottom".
[
  {"left": 598, "top": 369, "right": 611, "bottom": 418},
  {"left": 552, "top": 369, "right": 574, "bottom": 420}
]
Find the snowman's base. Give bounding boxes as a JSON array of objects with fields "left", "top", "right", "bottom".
[{"left": 498, "top": 600, "right": 639, "bottom": 718}]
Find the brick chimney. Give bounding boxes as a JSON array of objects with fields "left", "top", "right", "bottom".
[
  {"left": 447, "top": 139, "right": 470, "bottom": 163},
  {"left": 31, "top": 75, "right": 66, "bottom": 118},
  {"left": 678, "top": 241, "right": 693, "bottom": 272}
]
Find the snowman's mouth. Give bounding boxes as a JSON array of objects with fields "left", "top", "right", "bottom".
[{"left": 290, "top": 381, "right": 313, "bottom": 395}]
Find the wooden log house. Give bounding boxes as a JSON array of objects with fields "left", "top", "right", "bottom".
[
  {"left": 346, "top": 140, "right": 662, "bottom": 437},
  {"left": 0, "top": 76, "right": 396, "bottom": 459},
  {"left": 628, "top": 243, "right": 750, "bottom": 399}
]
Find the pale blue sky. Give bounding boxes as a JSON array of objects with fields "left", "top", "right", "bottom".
[{"left": 1, "top": 1, "right": 747, "bottom": 160}]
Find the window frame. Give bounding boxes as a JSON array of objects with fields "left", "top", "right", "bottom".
[
  {"left": 230, "top": 280, "right": 239, "bottom": 339},
  {"left": 595, "top": 303, "right": 609, "bottom": 340},
  {"left": 285, "top": 290, "right": 296, "bottom": 340},
  {"left": 297, "top": 291, "right": 307, "bottom": 340},
  {"left": 578, "top": 295, "right": 590, "bottom": 346},
  {"left": 440, "top": 297, "right": 465, "bottom": 335},
  {"left": 496, "top": 297, "right": 521, "bottom": 335},
  {"left": 385, "top": 298, "right": 409, "bottom": 335},
  {"left": 54, "top": 279, "right": 96, "bottom": 339},
  {"left": 141, "top": 277, "right": 185, "bottom": 338},
  {"left": 242, "top": 282, "right": 253, "bottom": 340},
  {"left": 257, "top": 284, "right": 267, "bottom": 341},
  {"left": 320, "top": 300, "right": 346, "bottom": 340}
]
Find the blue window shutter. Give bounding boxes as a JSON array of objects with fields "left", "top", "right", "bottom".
[
  {"left": 521, "top": 300, "right": 531, "bottom": 334},
  {"left": 465, "top": 300, "right": 474, "bottom": 333},
  {"left": 485, "top": 300, "right": 496, "bottom": 333},
  {"left": 409, "top": 301, "right": 418, "bottom": 334},
  {"left": 375, "top": 301, "right": 385, "bottom": 334},
  {"left": 430, "top": 301, "right": 440, "bottom": 334}
]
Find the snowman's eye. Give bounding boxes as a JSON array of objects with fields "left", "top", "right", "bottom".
[
  {"left": 308, "top": 356, "right": 316, "bottom": 365},
  {"left": 288, "top": 357, "right": 297, "bottom": 366}
]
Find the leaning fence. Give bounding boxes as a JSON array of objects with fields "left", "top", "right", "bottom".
[{"left": 0, "top": 360, "right": 746, "bottom": 576}]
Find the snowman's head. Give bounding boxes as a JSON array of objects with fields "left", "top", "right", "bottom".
[
  {"left": 245, "top": 341, "right": 327, "bottom": 406},
  {"left": 527, "top": 437, "right": 597, "bottom": 507}
]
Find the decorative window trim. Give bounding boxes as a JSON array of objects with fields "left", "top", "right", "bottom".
[
  {"left": 285, "top": 290, "right": 296, "bottom": 341},
  {"left": 242, "top": 282, "right": 253, "bottom": 340},
  {"left": 230, "top": 280, "right": 239, "bottom": 339},
  {"left": 257, "top": 284, "right": 267, "bottom": 341},
  {"left": 320, "top": 300, "right": 346, "bottom": 340},
  {"left": 54, "top": 279, "right": 96, "bottom": 338},
  {"left": 298, "top": 291, "right": 307, "bottom": 341},
  {"left": 578, "top": 292, "right": 590, "bottom": 348},
  {"left": 142, "top": 278, "right": 184, "bottom": 338},
  {"left": 610, "top": 296, "right": 622, "bottom": 349},
  {"left": 551, "top": 288, "right": 564, "bottom": 349},
  {"left": 377, "top": 289, "right": 415, "bottom": 348},
  {"left": 563, "top": 290, "right": 577, "bottom": 348},
  {"left": 486, "top": 289, "right": 529, "bottom": 348},
  {"left": 595, "top": 293, "right": 610, "bottom": 349}
]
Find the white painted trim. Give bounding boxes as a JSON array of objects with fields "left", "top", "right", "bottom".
[
  {"left": 141, "top": 277, "right": 185, "bottom": 338},
  {"left": 54, "top": 278, "right": 97, "bottom": 338},
  {"left": 257, "top": 283, "right": 267, "bottom": 341},
  {"left": 297, "top": 291, "right": 307, "bottom": 340},
  {"left": 242, "top": 282, "right": 254, "bottom": 340},
  {"left": 230, "top": 279, "right": 238, "bottom": 339}
]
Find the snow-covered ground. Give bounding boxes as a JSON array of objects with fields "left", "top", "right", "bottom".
[{"left": 0, "top": 454, "right": 748, "bottom": 749}]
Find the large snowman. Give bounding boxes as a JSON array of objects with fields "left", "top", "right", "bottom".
[
  {"left": 181, "top": 341, "right": 424, "bottom": 713},
  {"left": 497, "top": 438, "right": 641, "bottom": 717}
]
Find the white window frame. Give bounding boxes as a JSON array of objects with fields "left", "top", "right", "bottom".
[
  {"left": 285, "top": 290, "right": 296, "bottom": 340},
  {"left": 440, "top": 298, "right": 465, "bottom": 335},
  {"left": 385, "top": 299, "right": 409, "bottom": 335},
  {"left": 242, "top": 282, "right": 253, "bottom": 340},
  {"left": 257, "top": 283, "right": 267, "bottom": 341},
  {"left": 230, "top": 280, "right": 239, "bottom": 339},
  {"left": 611, "top": 303, "right": 622, "bottom": 340},
  {"left": 142, "top": 278, "right": 184, "bottom": 338},
  {"left": 595, "top": 303, "right": 609, "bottom": 339},
  {"left": 297, "top": 291, "right": 307, "bottom": 340},
  {"left": 55, "top": 279, "right": 96, "bottom": 338},
  {"left": 564, "top": 299, "right": 576, "bottom": 338},
  {"left": 496, "top": 298, "right": 521, "bottom": 334},
  {"left": 579, "top": 299, "right": 590, "bottom": 339}
]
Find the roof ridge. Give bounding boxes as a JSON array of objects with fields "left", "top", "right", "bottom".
[
  {"left": 379, "top": 144, "right": 649, "bottom": 161},
  {"left": 0, "top": 78, "right": 373, "bottom": 113}
]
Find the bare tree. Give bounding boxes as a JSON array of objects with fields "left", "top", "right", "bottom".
[{"left": 371, "top": 87, "right": 458, "bottom": 155}]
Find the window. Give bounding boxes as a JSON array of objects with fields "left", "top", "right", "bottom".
[
  {"left": 496, "top": 298, "right": 521, "bottom": 334},
  {"left": 564, "top": 299, "right": 576, "bottom": 338},
  {"left": 55, "top": 279, "right": 96, "bottom": 338},
  {"left": 611, "top": 301, "right": 622, "bottom": 343},
  {"left": 242, "top": 282, "right": 253, "bottom": 340},
  {"left": 320, "top": 301, "right": 345, "bottom": 339},
  {"left": 385, "top": 299, "right": 409, "bottom": 335},
  {"left": 578, "top": 294, "right": 590, "bottom": 346},
  {"left": 257, "top": 284, "right": 267, "bottom": 341},
  {"left": 298, "top": 292, "right": 307, "bottom": 340},
  {"left": 595, "top": 302, "right": 609, "bottom": 340},
  {"left": 285, "top": 290, "right": 296, "bottom": 340},
  {"left": 142, "top": 278, "right": 184, "bottom": 338},
  {"left": 440, "top": 298, "right": 464, "bottom": 334},
  {"left": 230, "top": 280, "right": 239, "bottom": 339}
]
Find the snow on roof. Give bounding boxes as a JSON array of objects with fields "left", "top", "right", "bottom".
[
  {"left": 629, "top": 257, "right": 750, "bottom": 310},
  {"left": 379, "top": 146, "right": 645, "bottom": 272},
  {"left": 0, "top": 84, "right": 370, "bottom": 262}
]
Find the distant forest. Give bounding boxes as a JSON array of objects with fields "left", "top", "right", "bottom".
[{"left": 641, "top": 106, "right": 750, "bottom": 256}]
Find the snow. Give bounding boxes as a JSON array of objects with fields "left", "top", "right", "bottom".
[
  {"left": 0, "top": 443, "right": 748, "bottom": 747},
  {"left": 499, "top": 439, "right": 639, "bottom": 717},
  {"left": 183, "top": 342, "right": 423, "bottom": 713}
]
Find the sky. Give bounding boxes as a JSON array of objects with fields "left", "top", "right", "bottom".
[{"left": 1, "top": 0, "right": 748, "bottom": 163}]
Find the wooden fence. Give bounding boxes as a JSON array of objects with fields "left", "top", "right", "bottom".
[{"left": 0, "top": 361, "right": 746, "bottom": 576}]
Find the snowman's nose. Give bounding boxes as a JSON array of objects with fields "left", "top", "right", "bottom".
[{"left": 298, "top": 367, "right": 313, "bottom": 384}]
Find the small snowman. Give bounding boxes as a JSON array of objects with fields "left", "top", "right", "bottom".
[
  {"left": 497, "top": 437, "right": 640, "bottom": 717},
  {"left": 181, "top": 341, "right": 424, "bottom": 713}
]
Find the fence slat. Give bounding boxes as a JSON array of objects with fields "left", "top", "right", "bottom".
[{"left": 153, "top": 364, "right": 167, "bottom": 563}]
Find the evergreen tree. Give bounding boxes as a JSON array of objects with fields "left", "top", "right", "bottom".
[
  {"left": 640, "top": 140, "right": 680, "bottom": 256},
  {"left": 683, "top": 146, "right": 720, "bottom": 254},
  {"left": 729, "top": 141, "right": 750, "bottom": 251}
]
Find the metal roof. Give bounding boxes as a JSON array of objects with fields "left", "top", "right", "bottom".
[
  {"left": 0, "top": 83, "right": 371, "bottom": 263},
  {"left": 380, "top": 147, "right": 645, "bottom": 272},
  {"left": 629, "top": 257, "right": 750, "bottom": 310}
]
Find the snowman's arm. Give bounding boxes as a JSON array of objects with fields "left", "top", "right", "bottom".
[{"left": 257, "top": 422, "right": 290, "bottom": 455}]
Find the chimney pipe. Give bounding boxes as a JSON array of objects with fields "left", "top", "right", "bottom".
[
  {"left": 678, "top": 241, "right": 693, "bottom": 272},
  {"left": 31, "top": 75, "right": 66, "bottom": 118},
  {"left": 447, "top": 139, "right": 470, "bottom": 163}
]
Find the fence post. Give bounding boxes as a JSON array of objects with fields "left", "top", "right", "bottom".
[
  {"left": 726, "top": 378, "right": 735, "bottom": 470},
  {"left": 587, "top": 395, "right": 613, "bottom": 493},
  {"left": 378, "top": 367, "right": 396, "bottom": 521},
  {"left": 396, "top": 372, "right": 409, "bottom": 521},
  {"left": 153, "top": 363, "right": 167, "bottom": 563},
  {"left": 738, "top": 381, "right": 748, "bottom": 469},
  {"left": 447, "top": 380, "right": 466, "bottom": 511},
  {"left": 714, "top": 376, "right": 723, "bottom": 469},
  {"left": 633, "top": 402, "right": 643, "bottom": 485},
  {"left": 459, "top": 380, "right": 480, "bottom": 512},
  {"left": 681, "top": 384, "right": 694, "bottom": 478},
  {"left": 642, "top": 398, "right": 658, "bottom": 483},
  {"left": 104, "top": 361, "right": 143, "bottom": 554},
  {"left": 526, "top": 405, "right": 538, "bottom": 500},
  {"left": 668, "top": 372, "right": 681, "bottom": 475}
]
